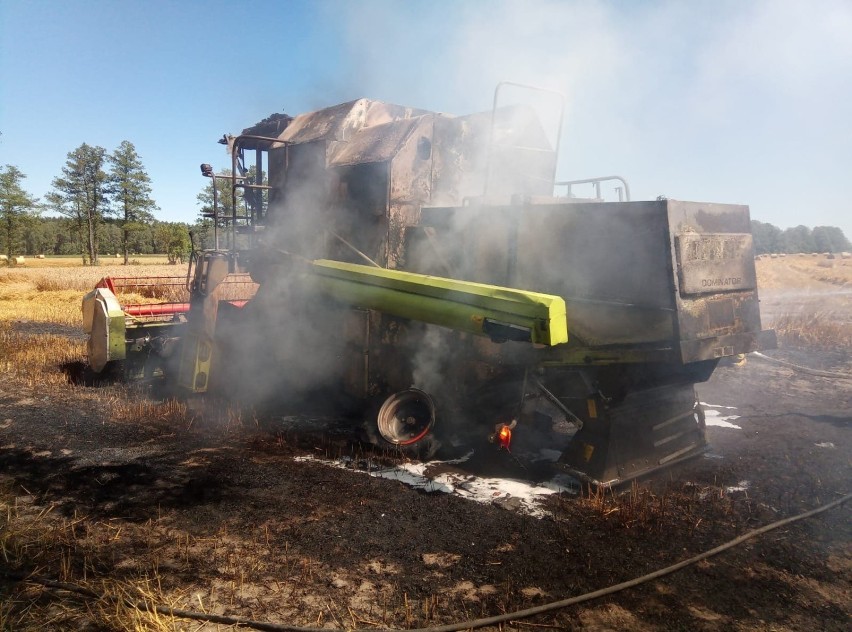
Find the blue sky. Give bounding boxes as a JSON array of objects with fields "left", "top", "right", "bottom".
[{"left": 1, "top": 0, "right": 850, "bottom": 238}]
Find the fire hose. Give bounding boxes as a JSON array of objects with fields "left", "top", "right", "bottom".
[
  {"left": 4, "top": 491, "right": 850, "bottom": 632},
  {"left": 750, "top": 351, "right": 851, "bottom": 379}
]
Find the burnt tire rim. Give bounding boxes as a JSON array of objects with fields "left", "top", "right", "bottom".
[{"left": 377, "top": 389, "right": 436, "bottom": 446}]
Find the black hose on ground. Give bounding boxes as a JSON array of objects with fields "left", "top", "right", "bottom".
[
  {"left": 751, "top": 351, "right": 850, "bottom": 379},
  {"left": 4, "top": 491, "right": 850, "bottom": 632}
]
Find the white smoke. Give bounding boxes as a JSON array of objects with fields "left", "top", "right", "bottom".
[{"left": 335, "top": 0, "right": 852, "bottom": 236}]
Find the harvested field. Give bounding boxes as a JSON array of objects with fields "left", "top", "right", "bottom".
[{"left": 0, "top": 258, "right": 849, "bottom": 631}]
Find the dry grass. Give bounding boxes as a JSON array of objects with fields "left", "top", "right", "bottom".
[
  {"left": 756, "top": 257, "right": 852, "bottom": 290},
  {"left": 0, "top": 324, "right": 84, "bottom": 387},
  {"left": 0, "top": 482, "right": 191, "bottom": 631},
  {"left": 1, "top": 264, "right": 185, "bottom": 294},
  {"left": 772, "top": 310, "right": 852, "bottom": 350},
  {"left": 0, "top": 264, "right": 206, "bottom": 329},
  {"left": 9, "top": 255, "right": 174, "bottom": 268},
  {"left": 0, "top": 468, "right": 415, "bottom": 631},
  {"left": 0, "top": 270, "right": 298, "bottom": 631}
]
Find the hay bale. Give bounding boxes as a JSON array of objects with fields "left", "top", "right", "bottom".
[
  {"left": 0, "top": 254, "right": 6, "bottom": 261},
  {"left": 841, "top": 252, "right": 851, "bottom": 260},
  {"left": 11, "top": 256, "right": 25, "bottom": 266},
  {"left": 770, "top": 253, "right": 778, "bottom": 259},
  {"left": 36, "top": 254, "right": 45, "bottom": 259}
]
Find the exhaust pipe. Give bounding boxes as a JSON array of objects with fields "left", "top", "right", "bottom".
[{"left": 377, "top": 388, "right": 436, "bottom": 446}]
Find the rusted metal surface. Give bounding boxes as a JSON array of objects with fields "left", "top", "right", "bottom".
[
  {"left": 329, "top": 117, "right": 424, "bottom": 167},
  {"left": 665, "top": 200, "right": 765, "bottom": 362},
  {"left": 277, "top": 99, "right": 429, "bottom": 147},
  {"left": 675, "top": 233, "right": 757, "bottom": 295}
]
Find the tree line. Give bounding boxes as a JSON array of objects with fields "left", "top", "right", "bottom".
[
  {"left": 751, "top": 221, "right": 850, "bottom": 255},
  {"left": 0, "top": 141, "right": 211, "bottom": 265},
  {"left": 3, "top": 148, "right": 849, "bottom": 265}
]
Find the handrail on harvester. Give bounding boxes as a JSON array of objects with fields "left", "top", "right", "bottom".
[
  {"left": 227, "top": 133, "right": 294, "bottom": 248},
  {"left": 555, "top": 175, "right": 632, "bottom": 202}
]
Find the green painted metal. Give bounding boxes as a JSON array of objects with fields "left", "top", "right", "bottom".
[
  {"left": 106, "top": 303, "right": 126, "bottom": 362},
  {"left": 310, "top": 259, "right": 568, "bottom": 346}
]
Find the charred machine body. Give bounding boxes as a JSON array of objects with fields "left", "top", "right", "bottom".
[{"left": 84, "top": 90, "right": 775, "bottom": 485}]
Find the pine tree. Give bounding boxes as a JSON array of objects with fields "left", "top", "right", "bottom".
[
  {"left": 0, "top": 165, "right": 38, "bottom": 262},
  {"left": 49, "top": 144, "right": 109, "bottom": 265},
  {"left": 108, "top": 141, "right": 158, "bottom": 264}
]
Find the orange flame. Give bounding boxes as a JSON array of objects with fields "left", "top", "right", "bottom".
[{"left": 498, "top": 425, "right": 512, "bottom": 450}]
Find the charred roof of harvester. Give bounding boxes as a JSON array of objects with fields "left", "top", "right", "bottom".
[
  {"left": 232, "top": 99, "right": 433, "bottom": 151},
  {"left": 234, "top": 98, "right": 553, "bottom": 157},
  {"left": 275, "top": 98, "right": 434, "bottom": 145}
]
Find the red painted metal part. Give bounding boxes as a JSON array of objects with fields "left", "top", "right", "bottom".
[
  {"left": 95, "top": 276, "right": 252, "bottom": 320},
  {"left": 122, "top": 303, "right": 191, "bottom": 317},
  {"left": 122, "top": 300, "right": 248, "bottom": 318}
]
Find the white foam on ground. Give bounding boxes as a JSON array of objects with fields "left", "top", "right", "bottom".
[
  {"left": 726, "top": 480, "right": 750, "bottom": 493},
  {"left": 701, "top": 403, "right": 742, "bottom": 429},
  {"left": 294, "top": 454, "right": 574, "bottom": 518},
  {"left": 815, "top": 442, "right": 835, "bottom": 449}
]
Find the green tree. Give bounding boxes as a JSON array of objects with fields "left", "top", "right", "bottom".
[
  {"left": 22, "top": 216, "right": 58, "bottom": 255},
  {"left": 196, "top": 166, "right": 266, "bottom": 249},
  {"left": 0, "top": 165, "right": 39, "bottom": 261},
  {"left": 108, "top": 141, "right": 158, "bottom": 264},
  {"left": 812, "top": 226, "right": 851, "bottom": 253},
  {"left": 196, "top": 169, "right": 237, "bottom": 220},
  {"left": 49, "top": 144, "right": 110, "bottom": 265},
  {"left": 781, "top": 225, "right": 815, "bottom": 254},
  {"left": 154, "top": 222, "right": 191, "bottom": 264},
  {"left": 98, "top": 221, "right": 123, "bottom": 257},
  {"left": 750, "top": 220, "right": 783, "bottom": 255}
]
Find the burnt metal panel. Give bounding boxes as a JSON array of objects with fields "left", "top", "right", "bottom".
[
  {"left": 418, "top": 201, "right": 678, "bottom": 348},
  {"left": 419, "top": 199, "right": 767, "bottom": 363},
  {"left": 665, "top": 200, "right": 764, "bottom": 362},
  {"left": 278, "top": 99, "right": 430, "bottom": 146},
  {"left": 238, "top": 113, "right": 294, "bottom": 150},
  {"left": 329, "top": 117, "right": 424, "bottom": 167},
  {"left": 676, "top": 233, "right": 757, "bottom": 295}
]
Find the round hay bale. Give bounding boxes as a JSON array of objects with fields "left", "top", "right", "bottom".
[
  {"left": 11, "top": 256, "right": 25, "bottom": 266},
  {"left": 0, "top": 254, "right": 7, "bottom": 261},
  {"left": 841, "top": 252, "right": 851, "bottom": 260},
  {"left": 36, "top": 254, "right": 45, "bottom": 259}
]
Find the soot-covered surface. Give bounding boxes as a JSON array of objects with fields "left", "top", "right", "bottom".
[{"left": 0, "top": 346, "right": 849, "bottom": 631}]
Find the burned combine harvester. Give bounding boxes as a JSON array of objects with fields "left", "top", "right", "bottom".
[{"left": 84, "top": 93, "right": 775, "bottom": 485}]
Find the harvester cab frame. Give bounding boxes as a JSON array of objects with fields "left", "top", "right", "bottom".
[{"left": 83, "top": 88, "right": 776, "bottom": 486}]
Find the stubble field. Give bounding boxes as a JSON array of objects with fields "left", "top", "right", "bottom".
[{"left": 0, "top": 255, "right": 849, "bottom": 631}]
